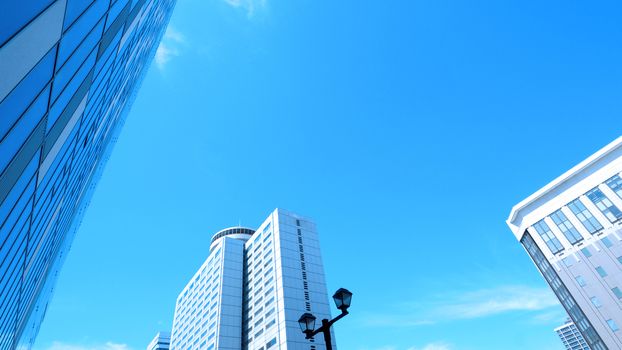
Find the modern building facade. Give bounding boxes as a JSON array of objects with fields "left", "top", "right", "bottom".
[
  {"left": 556, "top": 319, "right": 591, "bottom": 350},
  {"left": 0, "top": 0, "right": 176, "bottom": 348},
  {"left": 507, "top": 136, "right": 622, "bottom": 350},
  {"left": 170, "top": 209, "right": 336, "bottom": 350},
  {"left": 147, "top": 331, "right": 171, "bottom": 350}
]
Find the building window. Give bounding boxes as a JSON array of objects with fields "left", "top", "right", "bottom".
[
  {"left": 590, "top": 296, "right": 602, "bottom": 308},
  {"left": 533, "top": 220, "right": 564, "bottom": 254},
  {"left": 581, "top": 247, "right": 592, "bottom": 257},
  {"left": 601, "top": 236, "right": 613, "bottom": 248},
  {"left": 575, "top": 276, "right": 587, "bottom": 287},
  {"left": 567, "top": 199, "right": 603, "bottom": 234},
  {"left": 618, "top": 256, "right": 622, "bottom": 265},
  {"left": 606, "top": 174, "right": 622, "bottom": 199},
  {"left": 596, "top": 266, "right": 608, "bottom": 277},
  {"left": 607, "top": 319, "right": 620, "bottom": 332},
  {"left": 266, "top": 337, "right": 277, "bottom": 348},
  {"left": 612, "top": 287, "right": 622, "bottom": 299},
  {"left": 586, "top": 188, "right": 622, "bottom": 222},
  {"left": 551, "top": 210, "right": 584, "bottom": 244}
]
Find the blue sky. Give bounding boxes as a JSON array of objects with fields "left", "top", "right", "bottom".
[{"left": 33, "top": 0, "right": 622, "bottom": 349}]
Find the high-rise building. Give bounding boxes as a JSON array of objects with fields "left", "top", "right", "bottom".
[
  {"left": 556, "top": 319, "right": 591, "bottom": 350},
  {"left": 170, "top": 209, "right": 336, "bottom": 350},
  {"left": 0, "top": 0, "right": 176, "bottom": 348},
  {"left": 147, "top": 331, "right": 171, "bottom": 350},
  {"left": 507, "top": 136, "right": 622, "bottom": 350}
]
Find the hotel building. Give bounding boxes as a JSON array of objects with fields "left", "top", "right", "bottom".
[
  {"left": 170, "top": 209, "right": 336, "bottom": 350},
  {"left": 507, "top": 136, "right": 622, "bottom": 350}
]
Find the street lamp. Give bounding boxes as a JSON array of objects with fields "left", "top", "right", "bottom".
[{"left": 298, "top": 288, "right": 352, "bottom": 350}]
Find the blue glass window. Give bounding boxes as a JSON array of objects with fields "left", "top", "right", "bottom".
[
  {"left": 596, "top": 266, "right": 607, "bottom": 278},
  {"left": 266, "top": 337, "right": 277, "bottom": 348},
  {"left": 586, "top": 188, "right": 622, "bottom": 223},
  {"left": 575, "top": 276, "right": 586, "bottom": 287},
  {"left": 0, "top": 85, "right": 49, "bottom": 174},
  {"left": 57, "top": 0, "right": 108, "bottom": 67},
  {"left": 0, "top": 0, "right": 54, "bottom": 46},
  {"left": 567, "top": 199, "right": 603, "bottom": 234},
  {"left": 105, "top": 0, "right": 129, "bottom": 30},
  {"left": 590, "top": 296, "right": 602, "bottom": 308},
  {"left": 581, "top": 247, "right": 592, "bottom": 257},
  {"left": 533, "top": 220, "right": 564, "bottom": 254},
  {"left": 550, "top": 210, "right": 583, "bottom": 244},
  {"left": 601, "top": 237, "right": 613, "bottom": 248},
  {"left": 52, "top": 19, "right": 103, "bottom": 101},
  {"left": 63, "top": 0, "right": 96, "bottom": 31},
  {"left": 613, "top": 287, "right": 622, "bottom": 300},
  {"left": 0, "top": 46, "right": 55, "bottom": 141},
  {"left": 606, "top": 174, "right": 622, "bottom": 199},
  {"left": 607, "top": 319, "right": 619, "bottom": 332}
]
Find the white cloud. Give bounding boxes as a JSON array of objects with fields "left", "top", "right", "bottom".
[
  {"left": 408, "top": 342, "right": 452, "bottom": 350},
  {"left": 44, "top": 341, "right": 131, "bottom": 350},
  {"left": 434, "top": 285, "right": 559, "bottom": 319},
  {"left": 362, "top": 285, "right": 560, "bottom": 328},
  {"left": 155, "top": 26, "right": 185, "bottom": 70},
  {"left": 221, "top": 0, "right": 267, "bottom": 17}
]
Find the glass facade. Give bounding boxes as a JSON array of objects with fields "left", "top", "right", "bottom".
[
  {"left": 567, "top": 198, "right": 603, "bottom": 234},
  {"left": 586, "top": 188, "right": 622, "bottom": 223},
  {"left": 0, "top": 0, "right": 176, "bottom": 349},
  {"left": 550, "top": 209, "right": 583, "bottom": 245},
  {"left": 521, "top": 231, "right": 607, "bottom": 350},
  {"left": 533, "top": 219, "right": 564, "bottom": 254}
]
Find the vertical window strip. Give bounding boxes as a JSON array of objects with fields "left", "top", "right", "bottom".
[
  {"left": 550, "top": 210, "right": 583, "bottom": 244},
  {"left": 567, "top": 199, "right": 603, "bottom": 234},
  {"left": 606, "top": 174, "right": 622, "bottom": 199},
  {"left": 586, "top": 188, "right": 622, "bottom": 223},
  {"left": 533, "top": 220, "right": 564, "bottom": 254}
]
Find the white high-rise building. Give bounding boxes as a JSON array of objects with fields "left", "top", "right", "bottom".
[
  {"left": 507, "top": 136, "right": 622, "bottom": 350},
  {"left": 556, "top": 319, "right": 591, "bottom": 350},
  {"left": 147, "top": 332, "right": 171, "bottom": 350},
  {"left": 170, "top": 209, "right": 335, "bottom": 350}
]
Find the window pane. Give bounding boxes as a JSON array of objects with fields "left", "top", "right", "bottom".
[
  {"left": 550, "top": 209, "right": 583, "bottom": 244},
  {"left": 613, "top": 287, "right": 622, "bottom": 299},
  {"left": 606, "top": 174, "right": 622, "bottom": 199},
  {"left": 590, "top": 296, "right": 602, "bottom": 308},
  {"left": 533, "top": 220, "right": 564, "bottom": 254},
  {"left": 607, "top": 319, "right": 619, "bottom": 332},
  {"left": 596, "top": 266, "right": 608, "bottom": 278},
  {"left": 586, "top": 188, "right": 622, "bottom": 223},
  {"left": 567, "top": 199, "right": 603, "bottom": 234},
  {"left": 0, "top": 0, "right": 54, "bottom": 46}
]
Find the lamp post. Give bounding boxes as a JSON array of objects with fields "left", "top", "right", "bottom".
[{"left": 298, "top": 288, "right": 352, "bottom": 350}]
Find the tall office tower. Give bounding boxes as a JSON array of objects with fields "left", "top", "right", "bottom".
[
  {"left": 0, "top": 0, "right": 176, "bottom": 348},
  {"left": 170, "top": 209, "right": 336, "bottom": 350},
  {"left": 147, "top": 332, "right": 171, "bottom": 350},
  {"left": 556, "top": 319, "right": 591, "bottom": 350},
  {"left": 507, "top": 136, "right": 622, "bottom": 350}
]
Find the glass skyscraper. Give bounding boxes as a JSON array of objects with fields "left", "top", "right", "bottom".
[
  {"left": 0, "top": 0, "right": 176, "bottom": 348},
  {"left": 170, "top": 209, "right": 336, "bottom": 350},
  {"left": 507, "top": 136, "right": 622, "bottom": 350}
]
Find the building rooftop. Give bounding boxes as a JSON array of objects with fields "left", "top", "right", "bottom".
[{"left": 507, "top": 136, "right": 622, "bottom": 240}]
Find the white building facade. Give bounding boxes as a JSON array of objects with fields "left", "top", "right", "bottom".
[
  {"left": 507, "top": 136, "right": 622, "bottom": 350},
  {"left": 147, "top": 332, "right": 171, "bottom": 350},
  {"left": 556, "top": 319, "right": 591, "bottom": 350},
  {"left": 170, "top": 209, "right": 335, "bottom": 350}
]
